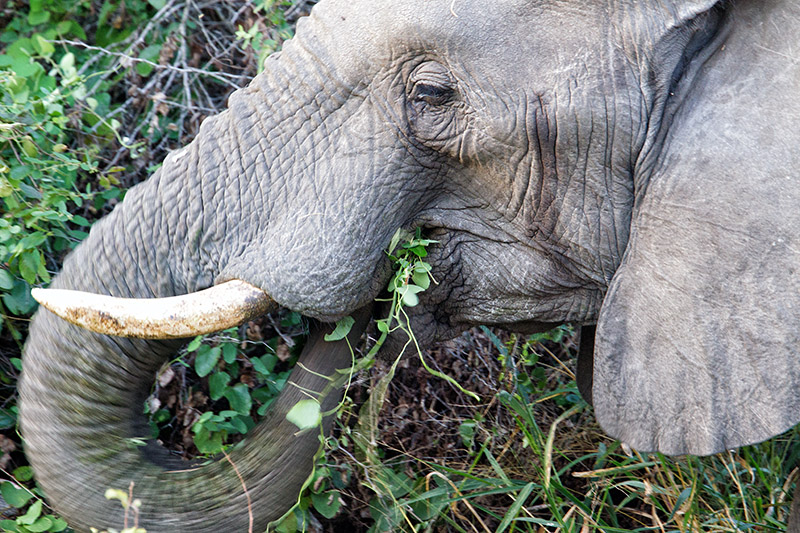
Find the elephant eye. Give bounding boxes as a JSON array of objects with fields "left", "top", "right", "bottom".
[
  {"left": 410, "top": 82, "right": 455, "bottom": 106},
  {"left": 407, "top": 62, "right": 457, "bottom": 108}
]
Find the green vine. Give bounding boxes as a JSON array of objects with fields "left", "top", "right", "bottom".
[
  {"left": 372, "top": 228, "right": 479, "bottom": 400},
  {"left": 278, "top": 228, "right": 482, "bottom": 530}
]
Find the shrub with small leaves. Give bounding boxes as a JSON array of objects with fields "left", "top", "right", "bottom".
[
  {"left": 0, "top": 32, "right": 123, "bottom": 339},
  {"left": 146, "top": 315, "right": 304, "bottom": 458},
  {"left": 0, "top": 467, "right": 69, "bottom": 533}
]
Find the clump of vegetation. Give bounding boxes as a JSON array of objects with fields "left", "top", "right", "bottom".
[
  {"left": 0, "top": 466, "right": 68, "bottom": 533},
  {"left": 145, "top": 309, "right": 305, "bottom": 459}
]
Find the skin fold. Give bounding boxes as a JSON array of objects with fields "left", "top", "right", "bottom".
[{"left": 18, "top": 0, "right": 800, "bottom": 531}]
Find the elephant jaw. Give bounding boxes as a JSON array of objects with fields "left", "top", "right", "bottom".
[{"left": 31, "top": 279, "right": 275, "bottom": 338}]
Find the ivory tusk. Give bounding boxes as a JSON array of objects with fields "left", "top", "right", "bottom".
[{"left": 31, "top": 280, "right": 276, "bottom": 339}]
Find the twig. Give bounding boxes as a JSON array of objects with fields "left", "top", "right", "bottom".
[
  {"left": 75, "top": 0, "right": 184, "bottom": 82},
  {"left": 222, "top": 450, "right": 253, "bottom": 533},
  {"left": 52, "top": 39, "right": 243, "bottom": 89}
]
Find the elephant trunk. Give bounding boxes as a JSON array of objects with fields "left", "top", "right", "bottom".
[
  {"left": 20, "top": 5, "right": 390, "bottom": 530},
  {"left": 19, "top": 31, "right": 371, "bottom": 530},
  {"left": 22, "top": 265, "right": 369, "bottom": 533}
]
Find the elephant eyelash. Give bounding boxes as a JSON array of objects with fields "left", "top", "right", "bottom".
[
  {"left": 407, "top": 61, "right": 458, "bottom": 107},
  {"left": 410, "top": 82, "right": 456, "bottom": 106}
]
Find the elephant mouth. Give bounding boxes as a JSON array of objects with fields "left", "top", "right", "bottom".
[{"left": 31, "top": 279, "right": 277, "bottom": 339}]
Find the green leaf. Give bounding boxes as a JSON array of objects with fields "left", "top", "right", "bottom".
[
  {"left": 32, "top": 34, "right": 53, "bottom": 57},
  {"left": 49, "top": 517, "right": 68, "bottom": 532},
  {"left": 193, "top": 425, "right": 224, "bottom": 455},
  {"left": 194, "top": 345, "right": 221, "bottom": 377},
  {"left": 2, "top": 280, "right": 35, "bottom": 315},
  {"left": 0, "top": 407, "right": 16, "bottom": 430},
  {"left": 71, "top": 215, "right": 90, "bottom": 227},
  {"left": 324, "top": 316, "right": 354, "bottom": 342},
  {"left": 25, "top": 516, "right": 53, "bottom": 532},
  {"left": 311, "top": 491, "right": 342, "bottom": 519},
  {"left": 222, "top": 342, "right": 237, "bottom": 364},
  {"left": 0, "top": 518, "right": 20, "bottom": 531},
  {"left": 12, "top": 466, "right": 33, "bottom": 483},
  {"left": 228, "top": 415, "right": 248, "bottom": 434},
  {"left": 414, "top": 261, "right": 432, "bottom": 273},
  {"left": 135, "top": 44, "right": 162, "bottom": 76},
  {"left": 224, "top": 383, "right": 252, "bottom": 415},
  {"left": 397, "top": 285, "right": 424, "bottom": 307},
  {"left": 59, "top": 52, "right": 75, "bottom": 71},
  {"left": 28, "top": 9, "right": 49, "bottom": 26},
  {"left": 36, "top": 260, "right": 50, "bottom": 283},
  {"left": 496, "top": 482, "right": 535, "bottom": 533},
  {"left": 17, "top": 500, "right": 42, "bottom": 525},
  {"left": 0, "top": 269, "right": 14, "bottom": 290},
  {"left": 286, "top": 399, "right": 321, "bottom": 430},
  {"left": 18, "top": 233, "right": 46, "bottom": 249},
  {"left": 19, "top": 250, "right": 41, "bottom": 284},
  {"left": 251, "top": 354, "right": 276, "bottom": 376},
  {"left": 195, "top": 411, "right": 214, "bottom": 426},
  {"left": 186, "top": 336, "right": 203, "bottom": 352},
  {"left": 459, "top": 420, "right": 476, "bottom": 449},
  {"left": 387, "top": 228, "right": 411, "bottom": 256},
  {"left": 208, "top": 371, "right": 230, "bottom": 401},
  {"left": 0, "top": 482, "right": 33, "bottom": 508},
  {"left": 411, "top": 270, "right": 430, "bottom": 289},
  {"left": 408, "top": 245, "right": 428, "bottom": 257}
]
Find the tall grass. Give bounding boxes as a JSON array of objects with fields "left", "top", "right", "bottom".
[{"left": 332, "top": 327, "right": 800, "bottom": 532}]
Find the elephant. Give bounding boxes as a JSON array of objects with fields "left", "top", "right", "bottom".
[{"left": 18, "top": 0, "right": 800, "bottom": 530}]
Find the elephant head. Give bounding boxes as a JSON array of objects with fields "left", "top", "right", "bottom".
[{"left": 20, "top": 0, "right": 800, "bottom": 530}]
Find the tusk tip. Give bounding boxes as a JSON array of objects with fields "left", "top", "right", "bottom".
[{"left": 31, "top": 288, "right": 48, "bottom": 305}]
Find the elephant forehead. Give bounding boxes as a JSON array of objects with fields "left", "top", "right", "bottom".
[{"left": 309, "top": 0, "right": 606, "bottom": 76}]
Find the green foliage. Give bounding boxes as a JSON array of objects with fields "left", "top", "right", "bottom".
[
  {"left": 0, "top": 467, "right": 68, "bottom": 533},
  {"left": 0, "top": 0, "right": 135, "bottom": 339},
  {"left": 148, "top": 319, "right": 301, "bottom": 457},
  {"left": 235, "top": 0, "right": 295, "bottom": 72},
  {"left": 384, "top": 227, "right": 436, "bottom": 309},
  {"left": 286, "top": 398, "right": 322, "bottom": 431},
  {"left": 276, "top": 228, "right": 444, "bottom": 529}
]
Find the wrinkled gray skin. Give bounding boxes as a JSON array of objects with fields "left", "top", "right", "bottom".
[{"left": 19, "top": 0, "right": 800, "bottom": 531}]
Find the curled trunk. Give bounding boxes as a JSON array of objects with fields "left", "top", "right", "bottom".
[{"left": 22, "top": 286, "right": 368, "bottom": 532}]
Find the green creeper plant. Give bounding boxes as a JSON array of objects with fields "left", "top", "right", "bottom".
[
  {"left": 0, "top": 467, "right": 69, "bottom": 533},
  {"left": 279, "top": 228, "right": 456, "bottom": 530}
]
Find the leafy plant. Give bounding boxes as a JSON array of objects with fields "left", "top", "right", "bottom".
[
  {"left": 0, "top": 467, "right": 68, "bottom": 533},
  {"left": 236, "top": 0, "right": 296, "bottom": 72},
  {"left": 0, "top": 46, "right": 123, "bottom": 338},
  {"left": 145, "top": 315, "right": 303, "bottom": 458},
  {"left": 89, "top": 484, "right": 146, "bottom": 533},
  {"left": 278, "top": 228, "right": 448, "bottom": 530}
]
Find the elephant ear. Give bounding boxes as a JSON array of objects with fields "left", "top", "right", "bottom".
[{"left": 593, "top": 2, "right": 800, "bottom": 456}]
